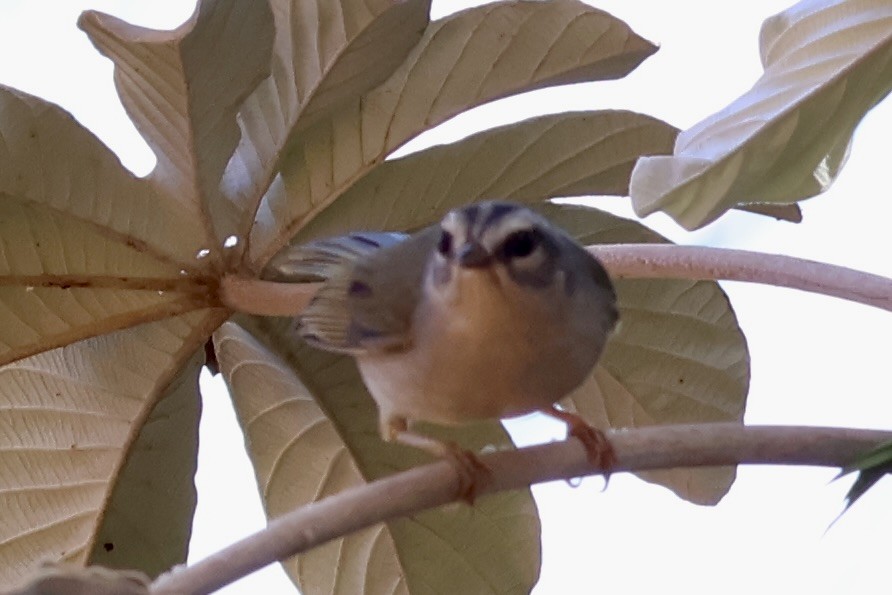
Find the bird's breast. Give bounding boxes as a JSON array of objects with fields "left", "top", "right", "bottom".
[{"left": 357, "top": 270, "right": 599, "bottom": 425}]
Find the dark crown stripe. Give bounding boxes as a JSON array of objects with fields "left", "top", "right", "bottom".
[
  {"left": 480, "top": 202, "right": 519, "bottom": 229},
  {"left": 461, "top": 204, "right": 481, "bottom": 227}
]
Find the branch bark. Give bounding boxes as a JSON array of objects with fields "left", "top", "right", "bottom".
[
  {"left": 590, "top": 244, "right": 892, "bottom": 312},
  {"left": 220, "top": 244, "right": 892, "bottom": 316},
  {"left": 151, "top": 423, "right": 892, "bottom": 595}
]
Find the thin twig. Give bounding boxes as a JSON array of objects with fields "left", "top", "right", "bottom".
[
  {"left": 220, "top": 245, "right": 892, "bottom": 317},
  {"left": 151, "top": 424, "right": 891, "bottom": 595},
  {"left": 590, "top": 244, "right": 892, "bottom": 312}
]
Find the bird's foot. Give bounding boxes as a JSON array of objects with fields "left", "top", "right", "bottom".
[
  {"left": 542, "top": 406, "right": 616, "bottom": 484},
  {"left": 437, "top": 442, "right": 492, "bottom": 505},
  {"left": 568, "top": 423, "right": 617, "bottom": 476},
  {"left": 386, "top": 420, "right": 492, "bottom": 504}
]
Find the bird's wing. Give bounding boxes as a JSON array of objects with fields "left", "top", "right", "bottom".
[
  {"left": 557, "top": 232, "right": 619, "bottom": 333},
  {"left": 274, "top": 228, "right": 437, "bottom": 354},
  {"left": 264, "top": 232, "right": 407, "bottom": 281}
]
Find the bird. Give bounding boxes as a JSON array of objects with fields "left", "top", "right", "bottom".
[{"left": 274, "top": 200, "right": 619, "bottom": 501}]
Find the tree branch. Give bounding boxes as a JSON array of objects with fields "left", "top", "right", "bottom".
[
  {"left": 220, "top": 245, "right": 892, "bottom": 317},
  {"left": 590, "top": 244, "right": 892, "bottom": 312},
  {"left": 151, "top": 423, "right": 892, "bottom": 595}
]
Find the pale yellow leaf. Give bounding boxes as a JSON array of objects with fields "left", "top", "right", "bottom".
[
  {"left": 0, "top": 87, "right": 219, "bottom": 366},
  {"left": 0, "top": 0, "right": 433, "bottom": 586},
  {"left": 0, "top": 310, "right": 223, "bottom": 588},
  {"left": 630, "top": 0, "right": 892, "bottom": 229},
  {"left": 292, "top": 0, "right": 431, "bottom": 130},
  {"left": 88, "top": 352, "right": 203, "bottom": 577},
  {"left": 545, "top": 203, "right": 748, "bottom": 504},
  {"left": 248, "top": 0, "right": 657, "bottom": 266},
  {"left": 565, "top": 369, "right": 738, "bottom": 506},
  {"left": 0, "top": 87, "right": 200, "bottom": 266},
  {"left": 223, "top": 0, "right": 431, "bottom": 244},
  {"left": 296, "top": 110, "right": 676, "bottom": 240},
  {"left": 79, "top": 0, "right": 275, "bottom": 250},
  {"left": 216, "top": 319, "right": 540, "bottom": 594}
]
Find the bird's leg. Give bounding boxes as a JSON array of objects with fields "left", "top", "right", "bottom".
[
  {"left": 384, "top": 416, "right": 491, "bottom": 504},
  {"left": 541, "top": 406, "right": 616, "bottom": 478}
]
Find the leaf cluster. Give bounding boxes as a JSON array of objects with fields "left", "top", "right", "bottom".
[{"left": 0, "top": 0, "right": 889, "bottom": 592}]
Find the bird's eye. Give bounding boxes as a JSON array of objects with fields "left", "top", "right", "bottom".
[
  {"left": 500, "top": 229, "right": 539, "bottom": 259},
  {"left": 437, "top": 230, "right": 453, "bottom": 257}
]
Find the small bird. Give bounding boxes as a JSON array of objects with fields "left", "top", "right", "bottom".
[{"left": 277, "top": 201, "right": 619, "bottom": 500}]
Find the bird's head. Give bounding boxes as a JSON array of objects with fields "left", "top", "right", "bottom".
[{"left": 428, "top": 201, "right": 564, "bottom": 298}]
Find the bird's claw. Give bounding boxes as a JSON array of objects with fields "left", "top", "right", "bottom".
[
  {"left": 439, "top": 442, "right": 492, "bottom": 504},
  {"left": 567, "top": 423, "right": 616, "bottom": 489}
]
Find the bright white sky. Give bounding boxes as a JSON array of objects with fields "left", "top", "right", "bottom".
[{"left": 1, "top": 1, "right": 891, "bottom": 593}]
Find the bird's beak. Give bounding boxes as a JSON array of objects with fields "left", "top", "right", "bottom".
[{"left": 457, "top": 242, "right": 491, "bottom": 268}]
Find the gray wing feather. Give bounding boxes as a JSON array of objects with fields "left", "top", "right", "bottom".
[
  {"left": 553, "top": 230, "right": 619, "bottom": 334},
  {"left": 264, "top": 232, "right": 408, "bottom": 281},
  {"left": 279, "top": 228, "right": 437, "bottom": 355}
]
